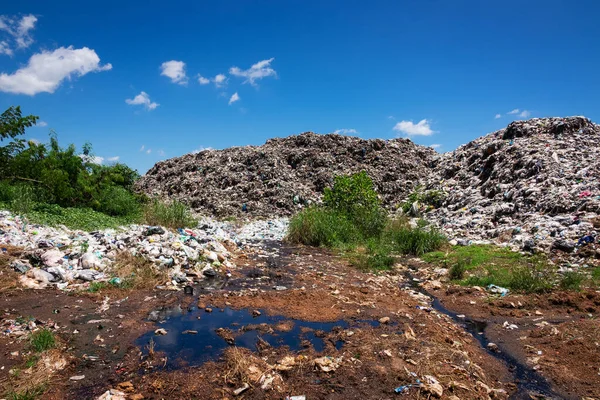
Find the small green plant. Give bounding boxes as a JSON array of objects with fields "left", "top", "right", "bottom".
[
  {"left": 286, "top": 207, "right": 360, "bottom": 247},
  {"left": 29, "top": 329, "right": 55, "bottom": 352},
  {"left": 24, "top": 355, "right": 40, "bottom": 369},
  {"left": 80, "top": 240, "right": 89, "bottom": 254},
  {"left": 560, "top": 271, "right": 584, "bottom": 291},
  {"left": 401, "top": 187, "right": 446, "bottom": 213},
  {"left": 449, "top": 259, "right": 468, "bottom": 280},
  {"left": 143, "top": 198, "right": 197, "bottom": 229},
  {"left": 88, "top": 281, "right": 108, "bottom": 293},
  {"left": 323, "top": 171, "right": 380, "bottom": 215},
  {"left": 7, "top": 385, "right": 46, "bottom": 400},
  {"left": 384, "top": 221, "right": 446, "bottom": 256}
]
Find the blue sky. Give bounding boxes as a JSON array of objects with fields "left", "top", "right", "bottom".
[{"left": 1, "top": 0, "right": 599, "bottom": 173}]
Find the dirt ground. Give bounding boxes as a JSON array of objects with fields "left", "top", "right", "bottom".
[{"left": 1, "top": 243, "right": 598, "bottom": 399}]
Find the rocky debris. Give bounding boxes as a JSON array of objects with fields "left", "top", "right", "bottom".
[
  {"left": 136, "top": 132, "right": 435, "bottom": 218},
  {"left": 0, "top": 210, "right": 288, "bottom": 289},
  {"left": 421, "top": 117, "right": 600, "bottom": 257}
]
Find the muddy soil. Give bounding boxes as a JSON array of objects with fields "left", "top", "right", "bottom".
[{"left": 1, "top": 243, "right": 597, "bottom": 399}]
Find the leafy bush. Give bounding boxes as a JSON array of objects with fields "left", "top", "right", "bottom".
[
  {"left": 323, "top": 171, "right": 380, "bottom": 215},
  {"left": 144, "top": 198, "right": 197, "bottom": 229},
  {"left": 98, "top": 186, "right": 141, "bottom": 216},
  {"left": 401, "top": 186, "right": 446, "bottom": 213}
]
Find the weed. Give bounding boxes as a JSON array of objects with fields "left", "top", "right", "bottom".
[
  {"left": 449, "top": 258, "right": 468, "bottom": 280},
  {"left": 88, "top": 281, "right": 108, "bottom": 293},
  {"left": 29, "top": 329, "right": 55, "bottom": 352},
  {"left": 24, "top": 355, "right": 40, "bottom": 369},
  {"left": 143, "top": 198, "right": 197, "bottom": 229},
  {"left": 287, "top": 207, "right": 361, "bottom": 247},
  {"left": 7, "top": 385, "right": 46, "bottom": 400},
  {"left": 383, "top": 221, "right": 446, "bottom": 256},
  {"left": 560, "top": 271, "right": 584, "bottom": 291}
]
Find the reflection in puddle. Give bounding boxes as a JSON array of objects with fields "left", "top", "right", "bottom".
[{"left": 137, "top": 306, "right": 379, "bottom": 369}]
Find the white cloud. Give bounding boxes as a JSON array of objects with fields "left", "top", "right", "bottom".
[
  {"left": 333, "top": 128, "right": 358, "bottom": 135},
  {"left": 507, "top": 108, "right": 531, "bottom": 118},
  {"left": 0, "top": 14, "right": 37, "bottom": 54},
  {"left": 36, "top": 120, "right": 48, "bottom": 127},
  {"left": 146, "top": 148, "right": 151, "bottom": 154},
  {"left": 429, "top": 144, "right": 441, "bottom": 149},
  {"left": 0, "top": 40, "right": 12, "bottom": 56},
  {"left": 0, "top": 46, "right": 112, "bottom": 95},
  {"left": 139, "top": 145, "right": 145, "bottom": 152},
  {"left": 494, "top": 114, "right": 501, "bottom": 119},
  {"left": 197, "top": 74, "right": 210, "bottom": 85},
  {"left": 106, "top": 156, "right": 120, "bottom": 162},
  {"left": 228, "top": 92, "right": 240, "bottom": 105},
  {"left": 125, "top": 91, "right": 159, "bottom": 110},
  {"left": 79, "top": 154, "right": 104, "bottom": 165},
  {"left": 393, "top": 119, "right": 435, "bottom": 136},
  {"left": 157, "top": 149, "right": 165, "bottom": 156},
  {"left": 213, "top": 73, "right": 227, "bottom": 87},
  {"left": 160, "top": 60, "right": 188, "bottom": 85},
  {"left": 518, "top": 110, "right": 531, "bottom": 118},
  {"left": 191, "top": 146, "right": 214, "bottom": 154},
  {"left": 387, "top": 115, "right": 395, "bottom": 120},
  {"left": 229, "top": 57, "right": 276, "bottom": 86}
]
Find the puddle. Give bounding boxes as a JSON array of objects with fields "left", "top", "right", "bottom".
[
  {"left": 402, "top": 275, "right": 563, "bottom": 400},
  {"left": 137, "top": 306, "right": 378, "bottom": 370}
]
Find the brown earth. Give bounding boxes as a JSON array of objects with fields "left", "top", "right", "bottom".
[{"left": 1, "top": 243, "right": 598, "bottom": 399}]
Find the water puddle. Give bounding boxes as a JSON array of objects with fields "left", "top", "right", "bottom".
[
  {"left": 137, "top": 306, "right": 378, "bottom": 370},
  {"left": 402, "top": 274, "right": 562, "bottom": 399}
]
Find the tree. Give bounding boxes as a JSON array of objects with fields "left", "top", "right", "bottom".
[{"left": 0, "top": 106, "right": 39, "bottom": 141}]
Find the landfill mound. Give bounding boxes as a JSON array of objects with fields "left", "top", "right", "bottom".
[
  {"left": 136, "top": 132, "right": 436, "bottom": 218},
  {"left": 423, "top": 116, "right": 600, "bottom": 253}
]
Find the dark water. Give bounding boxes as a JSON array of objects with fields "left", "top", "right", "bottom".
[
  {"left": 403, "top": 274, "right": 563, "bottom": 400},
  {"left": 137, "top": 306, "right": 378, "bottom": 370}
]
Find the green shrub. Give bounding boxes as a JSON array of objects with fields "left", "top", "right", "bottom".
[
  {"left": 98, "top": 186, "right": 141, "bottom": 216},
  {"left": 323, "top": 171, "right": 380, "bottom": 216},
  {"left": 560, "top": 271, "right": 584, "bottom": 291},
  {"left": 287, "top": 207, "right": 361, "bottom": 247},
  {"left": 7, "top": 386, "right": 46, "bottom": 400},
  {"left": 401, "top": 187, "right": 446, "bottom": 213},
  {"left": 143, "top": 198, "right": 197, "bottom": 229},
  {"left": 29, "top": 329, "right": 55, "bottom": 352},
  {"left": 449, "top": 259, "right": 468, "bottom": 280},
  {"left": 384, "top": 221, "right": 446, "bottom": 256}
]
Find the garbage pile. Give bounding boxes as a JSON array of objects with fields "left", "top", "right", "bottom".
[
  {"left": 421, "top": 116, "right": 600, "bottom": 256},
  {"left": 136, "top": 132, "right": 436, "bottom": 218},
  {"left": 0, "top": 210, "right": 288, "bottom": 290}
]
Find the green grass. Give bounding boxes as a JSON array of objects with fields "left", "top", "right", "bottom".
[
  {"left": 7, "top": 386, "right": 46, "bottom": 400},
  {"left": 29, "top": 329, "right": 56, "bottom": 353},
  {"left": 143, "top": 198, "right": 197, "bottom": 229},
  {"left": 422, "top": 244, "right": 523, "bottom": 270},
  {"left": 88, "top": 281, "right": 108, "bottom": 293},
  {"left": 382, "top": 220, "right": 446, "bottom": 256},
  {"left": 592, "top": 267, "right": 600, "bottom": 282},
  {"left": 560, "top": 271, "right": 584, "bottom": 291},
  {"left": 24, "top": 355, "right": 40, "bottom": 369},
  {"left": 286, "top": 207, "right": 362, "bottom": 247},
  {"left": 424, "top": 244, "right": 557, "bottom": 293}
]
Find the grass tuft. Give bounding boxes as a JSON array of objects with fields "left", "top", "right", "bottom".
[
  {"left": 143, "top": 198, "right": 197, "bottom": 229},
  {"left": 29, "top": 329, "right": 55, "bottom": 353}
]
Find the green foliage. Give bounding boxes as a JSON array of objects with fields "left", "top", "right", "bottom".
[
  {"left": 449, "top": 259, "right": 468, "bottom": 280},
  {"left": 401, "top": 186, "right": 446, "bottom": 213},
  {"left": 97, "top": 186, "right": 141, "bottom": 216},
  {"left": 7, "top": 386, "right": 46, "bottom": 400},
  {"left": 23, "top": 203, "right": 136, "bottom": 231},
  {"left": 288, "top": 172, "right": 446, "bottom": 271},
  {"left": 424, "top": 244, "right": 557, "bottom": 293},
  {"left": 324, "top": 171, "right": 380, "bottom": 215},
  {"left": 143, "top": 198, "right": 197, "bottom": 229},
  {"left": 559, "top": 271, "right": 584, "bottom": 291},
  {"left": 0, "top": 106, "right": 39, "bottom": 142},
  {"left": 382, "top": 219, "right": 446, "bottom": 256},
  {"left": 287, "top": 207, "right": 361, "bottom": 247},
  {"left": 29, "top": 329, "right": 55, "bottom": 352},
  {"left": 88, "top": 282, "right": 108, "bottom": 293}
]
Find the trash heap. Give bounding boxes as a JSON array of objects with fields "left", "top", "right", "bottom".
[
  {"left": 421, "top": 116, "right": 600, "bottom": 256},
  {"left": 0, "top": 210, "right": 288, "bottom": 290},
  {"left": 136, "top": 132, "right": 436, "bottom": 218}
]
